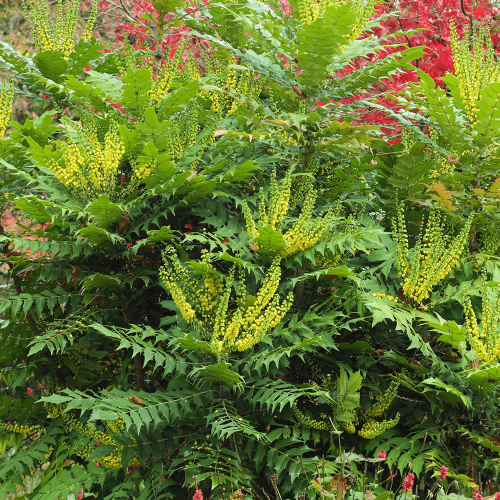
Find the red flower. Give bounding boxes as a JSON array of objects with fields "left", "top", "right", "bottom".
[
  {"left": 494, "top": 492, "right": 500, "bottom": 500},
  {"left": 27, "top": 387, "right": 33, "bottom": 396},
  {"left": 402, "top": 473, "right": 414, "bottom": 492},
  {"left": 377, "top": 449, "right": 386, "bottom": 459},
  {"left": 193, "top": 490, "right": 203, "bottom": 500},
  {"left": 473, "top": 490, "right": 483, "bottom": 500},
  {"left": 83, "top": 65, "right": 91, "bottom": 72},
  {"left": 439, "top": 465, "right": 448, "bottom": 480}
]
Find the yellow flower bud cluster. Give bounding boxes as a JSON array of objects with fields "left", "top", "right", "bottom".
[
  {"left": 159, "top": 108, "right": 200, "bottom": 165},
  {"left": 48, "top": 123, "right": 125, "bottom": 200},
  {"left": 275, "top": 127, "right": 298, "bottom": 147},
  {"left": 160, "top": 252, "right": 221, "bottom": 324},
  {"left": 342, "top": 421, "right": 356, "bottom": 434},
  {"left": 450, "top": 20, "right": 500, "bottom": 123},
  {"left": 160, "top": 255, "right": 293, "bottom": 352},
  {"left": 371, "top": 292, "right": 398, "bottom": 303},
  {"left": 393, "top": 205, "right": 473, "bottom": 305},
  {"left": 0, "top": 81, "right": 14, "bottom": 138},
  {"left": 46, "top": 401, "right": 67, "bottom": 418},
  {"left": 315, "top": 252, "right": 342, "bottom": 269},
  {"left": 161, "top": 271, "right": 196, "bottom": 323},
  {"left": 48, "top": 142, "right": 88, "bottom": 191},
  {"left": 463, "top": 282, "right": 500, "bottom": 363},
  {"left": 0, "top": 421, "right": 46, "bottom": 436},
  {"left": 297, "top": 0, "right": 324, "bottom": 24},
  {"left": 214, "top": 259, "right": 293, "bottom": 352},
  {"left": 185, "top": 50, "right": 201, "bottom": 81},
  {"left": 401, "top": 127, "right": 415, "bottom": 152},
  {"left": 358, "top": 414, "right": 400, "bottom": 439},
  {"left": 61, "top": 410, "right": 139, "bottom": 469},
  {"left": 392, "top": 202, "right": 410, "bottom": 278},
  {"left": 366, "top": 379, "right": 400, "bottom": 418},
  {"left": 134, "top": 159, "right": 156, "bottom": 181},
  {"left": 297, "top": 0, "right": 375, "bottom": 41},
  {"left": 346, "top": 0, "right": 378, "bottom": 42},
  {"left": 23, "top": 0, "right": 96, "bottom": 56},
  {"left": 204, "top": 61, "right": 263, "bottom": 116},
  {"left": 150, "top": 47, "right": 183, "bottom": 105},
  {"left": 227, "top": 70, "right": 263, "bottom": 116},
  {"left": 223, "top": 68, "right": 238, "bottom": 109},
  {"left": 430, "top": 150, "right": 463, "bottom": 178},
  {"left": 282, "top": 191, "right": 333, "bottom": 255},
  {"left": 243, "top": 169, "right": 334, "bottom": 256},
  {"left": 294, "top": 406, "right": 334, "bottom": 431},
  {"left": 482, "top": 225, "right": 500, "bottom": 256}
]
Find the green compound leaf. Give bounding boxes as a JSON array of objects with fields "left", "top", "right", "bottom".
[
  {"left": 255, "top": 224, "right": 288, "bottom": 253},
  {"left": 199, "top": 362, "right": 242, "bottom": 386},
  {"left": 67, "top": 38, "right": 105, "bottom": 76},
  {"left": 88, "top": 444, "right": 117, "bottom": 461},
  {"left": 87, "top": 195, "right": 124, "bottom": 228},
  {"left": 295, "top": 3, "right": 355, "bottom": 89},
  {"left": 177, "top": 334, "right": 212, "bottom": 353},
  {"left": 78, "top": 224, "right": 112, "bottom": 245},
  {"left": 82, "top": 273, "right": 123, "bottom": 290},
  {"left": 33, "top": 51, "right": 68, "bottom": 84},
  {"left": 15, "top": 197, "right": 55, "bottom": 223},
  {"left": 121, "top": 67, "right": 152, "bottom": 112},
  {"left": 144, "top": 227, "right": 176, "bottom": 244},
  {"left": 420, "top": 378, "right": 470, "bottom": 408},
  {"left": 153, "top": 0, "right": 185, "bottom": 15}
]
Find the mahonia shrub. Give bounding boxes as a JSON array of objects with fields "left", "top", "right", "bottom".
[{"left": 0, "top": 0, "right": 500, "bottom": 498}]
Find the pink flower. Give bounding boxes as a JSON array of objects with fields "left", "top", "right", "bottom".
[
  {"left": 193, "top": 490, "right": 203, "bottom": 500},
  {"left": 494, "top": 493, "right": 500, "bottom": 500},
  {"left": 96, "top": 439, "right": 100, "bottom": 446},
  {"left": 473, "top": 490, "right": 483, "bottom": 500},
  {"left": 27, "top": 387, "right": 33, "bottom": 396},
  {"left": 77, "top": 492, "right": 83, "bottom": 500},
  {"left": 95, "top": 462, "right": 100, "bottom": 467},
  {"left": 377, "top": 449, "right": 386, "bottom": 459},
  {"left": 439, "top": 465, "right": 448, "bottom": 480},
  {"left": 65, "top": 459, "right": 70, "bottom": 465},
  {"left": 402, "top": 473, "right": 415, "bottom": 492}
]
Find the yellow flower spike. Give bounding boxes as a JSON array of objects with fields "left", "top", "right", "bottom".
[
  {"left": 23, "top": 0, "right": 96, "bottom": 56},
  {"left": 244, "top": 168, "right": 333, "bottom": 256},
  {"left": 463, "top": 275, "right": 500, "bottom": 363},
  {"left": 160, "top": 255, "right": 292, "bottom": 353},
  {"left": 394, "top": 204, "right": 473, "bottom": 306},
  {"left": 47, "top": 120, "right": 125, "bottom": 200},
  {"left": 0, "top": 81, "right": 14, "bottom": 138},
  {"left": 450, "top": 19, "right": 500, "bottom": 123}
]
